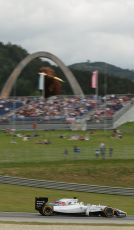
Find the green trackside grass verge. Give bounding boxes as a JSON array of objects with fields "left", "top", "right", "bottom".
[
  {"left": 0, "top": 159, "right": 134, "bottom": 187},
  {"left": 0, "top": 123, "right": 133, "bottom": 214},
  {"left": 0, "top": 123, "right": 134, "bottom": 187},
  {"left": 0, "top": 184, "right": 133, "bottom": 215}
]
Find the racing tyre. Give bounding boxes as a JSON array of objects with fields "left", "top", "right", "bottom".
[
  {"left": 38, "top": 209, "right": 43, "bottom": 215},
  {"left": 102, "top": 207, "right": 114, "bottom": 218},
  {"left": 41, "top": 205, "right": 53, "bottom": 216}
]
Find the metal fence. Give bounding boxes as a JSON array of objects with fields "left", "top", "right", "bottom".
[{"left": 0, "top": 175, "right": 133, "bottom": 196}]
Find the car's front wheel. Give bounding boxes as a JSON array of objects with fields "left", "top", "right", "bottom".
[{"left": 101, "top": 207, "right": 114, "bottom": 218}]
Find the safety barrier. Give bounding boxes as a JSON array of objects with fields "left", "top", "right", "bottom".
[{"left": 0, "top": 175, "right": 134, "bottom": 196}]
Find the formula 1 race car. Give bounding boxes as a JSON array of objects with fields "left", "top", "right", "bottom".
[{"left": 35, "top": 197, "right": 127, "bottom": 218}]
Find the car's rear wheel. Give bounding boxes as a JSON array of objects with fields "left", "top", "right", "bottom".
[{"left": 41, "top": 205, "right": 53, "bottom": 216}]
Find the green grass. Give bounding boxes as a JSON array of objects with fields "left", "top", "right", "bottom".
[
  {"left": 0, "top": 124, "right": 134, "bottom": 187},
  {"left": 0, "top": 125, "right": 134, "bottom": 163},
  {"left": 0, "top": 184, "right": 133, "bottom": 215},
  {"left": 0, "top": 160, "right": 134, "bottom": 187},
  {"left": 0, "top": 123, "right": 134, "bottom": 213}
]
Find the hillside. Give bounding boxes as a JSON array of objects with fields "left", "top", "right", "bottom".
[
  {"left": 0, "top": 41, "right": 134, "bottom": 96},
  {"left": 69, "top": 61, "right": 134, "bottom": 81}
]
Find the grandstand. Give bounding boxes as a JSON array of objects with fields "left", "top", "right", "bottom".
[{"left": 0, "top": 94, "right": 134, "bottom": 130}]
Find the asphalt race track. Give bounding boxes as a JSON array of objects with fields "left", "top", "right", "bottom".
[{"left": 0, "top": 212, "right": 134, "bottom": 225}]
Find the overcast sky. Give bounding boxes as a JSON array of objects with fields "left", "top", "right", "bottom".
[{"left": 0, "top": 0, "right": 134, "bottom": 69}]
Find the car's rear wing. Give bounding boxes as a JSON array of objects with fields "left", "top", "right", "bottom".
[{"left": 35, "top": 197, "right": 48, "bottom": 210}]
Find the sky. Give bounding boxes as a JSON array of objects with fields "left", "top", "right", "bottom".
[{"left": 0, "top": 0, "right": 134, "bottom": 70}]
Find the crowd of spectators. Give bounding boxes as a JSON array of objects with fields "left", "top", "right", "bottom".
[
  {"left": 0, "top": 94, "right": 133, "bottom": 124},
  {"left": 7, "top": 95, "right": 98, "bottom": 123},
  {"left": 0, "top": 98, "right": 24, "bottom": 116},
  {"left": 88, "top": 94, "right": 134, "bottom": 123}
]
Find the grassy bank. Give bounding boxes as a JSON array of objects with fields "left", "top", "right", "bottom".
[
  {"left": 0, "top": 126, "right": 134, "bottom": 164},
  {"left": 0, "top": 160, "right": 134, "bottom": 187},
  {"left": 0, "top": 125, "right": 134, "bottom": 187},
  {"left": 0, "top": 184, "right": 133, "bottom": 215},
  {"left": 0, "top": 124, "right": 133, "bottom": 213}
]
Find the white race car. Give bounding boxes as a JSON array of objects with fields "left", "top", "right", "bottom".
[{"left": 35, "top": 197, "right": 127, "bottom": 218}]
